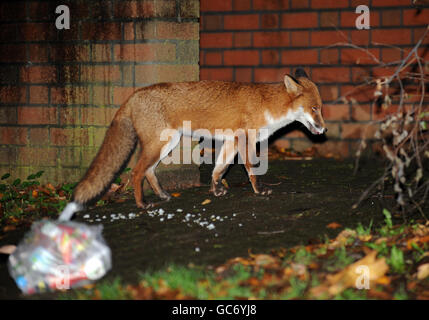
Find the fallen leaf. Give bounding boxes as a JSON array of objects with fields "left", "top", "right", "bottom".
[
  {"left": 0, "top": 245, "right": 16, "bottom": 254},
  {"left": 171, "top": 193, "right": 181, "bottom": 198},
  {"left": 417, "top": 263, "right": 429, "bottom": 280},
  {"left": 3, "top": 225, "right": 16, "bottom": 232},
  {"left": 327, "top": 222, "right": 342, "bottom": 229},
  {"left": 221, "top": 179, "right": 229, "bottom": 188},
  {"left": 326, "top": 251, "right": 389, "bottom": 296},
  {"left": 328, "top": 229, "right": 357, "bottom": 249},
  {"left": 202, "top": 199, "right": 211, "bottom": 205},
  {"left": 32, "top": 190, "right": 38, "bottom": 198}
]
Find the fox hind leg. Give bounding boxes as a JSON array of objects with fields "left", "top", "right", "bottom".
[
  {"left": 210, "top": 139, "right": 237, "bottom": 196},
  {"left": 237, "top": 135, "right": 272, "bottom": 196}
]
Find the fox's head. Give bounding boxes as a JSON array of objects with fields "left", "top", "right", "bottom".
[{"left": 283, "top": 68, "right": 327, "bottom": 135}]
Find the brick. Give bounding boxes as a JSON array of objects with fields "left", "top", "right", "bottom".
[
  {"left": 224, "top": 14, "right": 259, "bottom": 30},
  {"left": 81, "top": 107, "right": 117, "bottom": 126},
  {"left": 18, "top": 107, "right": 57, "bottom": 125},
  {"left": 324, "top": 122, "right": 340, "bottom": 139},
  {"left": 372, "top": 0, "right": 411, "bottom": 6},
  {"left": 0, "top": 86, "right": 26, "bottom": 104},
  {"left": 403, "top": 9, "right": 429, "bottom": 26},
  {"left": 381, "top": 48, "right": 402, "bottom": 63},
  {"left": 113, "top": 87, "right": 137, "bottom": 105},
  {"left": 319, "top": 85, "right": 339, "bottom": 102},
  {"left": 59, "top": 147, "right": 81, "bottom": 167},
  {"left": 138, "top": 21, "right": 199, "bottom": 40},
  {"left": 0, "top": 2, "right": 26, "bottom": 21},
  {"left": 59, "top": 107, "right": 80, "bottom": 125},
  {"left": 0, "top": 146, "right": 17, "bottom": 165},
  {"left": 253, "top": 31, "right": 289, "bottom": 47},
  {"left": 29, "top": 86, "right": 49, "bottom": 104},
  {"left": 320, "top": 48, "right": 339, "bottom": 64},
  {"left": 18, "top": 147, "right": 57, "bottom": 166},
  {"left": 59, "top": 65, "right": 80, "bottom": 83},
  {"left": 0, "top": 24, "right": 17, "bottom": 42},
  {"left": 179, "top": 0, "right": 199, "bottom": 18},
  {"left": 205, "top": 52, "right": 223, "bottom": 65},
  {"left": 235, "top": 68, "right": 252, "bottom": 82},
  {"left": 261, "top": 14, "right": 279, "bottom": 29},
  {"left": 82, "top": 22, "right": 122, "bottom": 41},
  {"left": 351, "top": 104, "right": 371, "bottom": 121},
  {"left": 0, "top": 44, "right": 26, "bottom": 63},
  {"left": 16, "top": 23, "right": 56, "bottom": 41},
  {"left": 341, "top": 48, "right": 380, "bottom": 65},
  {"left": 340, "top": 85, "right": 374, "bottom": 103},
  {"left": 93, "top": 86, "right": 113, "bottom": 106},
  {"left": 51, "top": 86, "right": 90, "bottom": 105},
  {"left": 311, "top": 0, "right": 348, "bottom": 8},
  {"left": 311, "top": 31, "right": 346, "bottom": 46},
  {"left": 80, "top": 66, "right": 121, "bottom": 83},
  {"left": 282, "top": 12, "right": 318, "bottom": 29},
  {"left": 28, "top": 44, "right": 49, "bottom": 63},
  {"left": 114, "top": 0, "right": 176, "bottom": 18},
  {"left": 224, "top": 50, "right": 259, "bottom": 66},
  {"left": 312, "top": 67, "right": 350, "bottom": 83},
  {"left": 262, "top": 50, "right": 279, "bottom": 65},
  {"left": 381, "top": 9, "right": 402, "bottom": 27},
  {"left": 322, "top": 104, "right": 350, "bottom": 121},
  {"left": 372, "top": 29, "right": 411, "bottom": 45},
  {"left": 273, "top": 139, "right": 291, "bottom": 151},
  {"left": 135, "top": 65, "right": 199, "bottom": 84},
  {"left": 233, "top": 32, "right": 252, "bottom": 47},
  {"left": 29, "top": 128, "right": 50, "bottom": 146},
  {"left": 114, "top": 43, "right": 175, "bottom": 62},
  {"left": 91, "top": 44, "right": 112, "bottom": 62},
  {"left": 200, "top": 0, "right": 232, "bottom": 11},
  {"left": 50, "top": 128, "right": 89, "bottom": 147},
  {"left": 204, "top": 15, "right": 223, "bottom": 30},
  {"left": 201, "top": 33, "right": 233, "bottom": 48},
  {"left": 21, "top": 66, "right": 56, "bottom": 84},
  {"left": 350, "top": 30, "right": 370, "bottom": 46},
  {"left": 254, "top": 68, "right": 290, "bottom": 82},
  {"left": 342, "top": 123, "right": 378, "bottom": 139},
  {"left": 253, "top": 0, "right": 288, "bottom": 10},
  {"left": 351, "top": 67, "right": 371, "bottom": 82},
  {"left": 290, "top": 31, "right": 310, "bottom": 46},
  {"left": 414, "top": 27, "right": 429, "bottom": 44},
  {"left": 291, "top": 0, "right": 309, "bottom": 8},
  {"left": 200, "top": 68, "right": 233, "bottom": 81},
  {"left": 233, "top": 0, "right": 251, "bottom": 11},
  {"left": 320, "top": 11, "right": 339, "bottom": 28},
  {"left": 340, "top": 12, "right": 358, "bottom": 28},
  {"left": 0, "top": 127, "right": 27, "bottom": 145},
  {"left": 0, "top": 107, "right": 17, "bottom": 124},
  {"left": 282, "top": 49, "right": 318, "bottom": 65},
  {"left": 314, "top": 141, "right": 349, "bottom": 158},
  {"left": 124, "top": 22, "right": 135, "bottom": 41},
  {"left": 51, "top": 45, "right": 90, "bottom": 62}
]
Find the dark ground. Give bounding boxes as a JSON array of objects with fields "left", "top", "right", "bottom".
[{"left": 0, "top": 158, "right": 394, "bottom": 299}]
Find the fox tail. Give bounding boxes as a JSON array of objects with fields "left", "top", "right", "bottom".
[{"left": 59, "top": 113, "right": 136, "bottom": 221}]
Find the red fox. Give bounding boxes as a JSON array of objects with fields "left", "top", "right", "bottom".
[{"left": 59, "top": 68, "right": 326, "bottom": 220}]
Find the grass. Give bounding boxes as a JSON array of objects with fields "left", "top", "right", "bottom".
[{"left": 59, "top": 209, "right": 429, "bottom": 300}]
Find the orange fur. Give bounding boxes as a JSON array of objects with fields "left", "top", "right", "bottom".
[{"left": 70, "top": 70, "right": 325, "bottom": 210}]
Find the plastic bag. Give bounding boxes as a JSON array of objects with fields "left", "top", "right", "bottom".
[{"left": 8, "top": 220, "right": 111, "bottom": 295}]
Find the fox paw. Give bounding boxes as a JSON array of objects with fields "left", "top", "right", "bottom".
[
  {"left": 159, "top": 191, "right": 171, "bottom": 201},
  {"left": 210, "top": 182, "right": 228, "bottom": 197},
  {"left": 255, "top": 186, "right": 272, "bottom": 196},
  {"left": 136, "top": 201, "right": 154, "bottom": 209}
]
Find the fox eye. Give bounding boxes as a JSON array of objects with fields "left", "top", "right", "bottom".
[{"left": 312, "top": 106, "right": 318, "bottom": 112}]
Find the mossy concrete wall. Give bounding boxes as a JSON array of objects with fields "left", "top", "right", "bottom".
[{"left": 0, "top": 0, "right": 200, "bottom": 188}]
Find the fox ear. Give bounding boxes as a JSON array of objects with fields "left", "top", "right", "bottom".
[
  {"left": 295, "top": 68, "right": 308, "bottom": 79},
  {"left": 284, "top": 75, "right": 302, "bottom": 95}
]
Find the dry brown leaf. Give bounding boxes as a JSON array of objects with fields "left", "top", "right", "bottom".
[
  {"left": 171, "top": 193, "right": 181, "bottom": 198},
  {"left": 328, "top": 229, "right": 357, "bottom": 249},
  {"left": 327, "top": 222, "right": 342, "bottom": 229},
  {"left": 0, "top": 245, "right": 16, "bottom": 254},
  {"left": 201, "top": 199, "right": 211, "bottom": 205},
  {"left": 325, "top": 251, "right": 389, "bottom": 296},
  {"left": 417, "top": 263, "right": 429, "bottom": 280},
  {"left": 221, "top": 179, "right": 229, "bottom": 188}
]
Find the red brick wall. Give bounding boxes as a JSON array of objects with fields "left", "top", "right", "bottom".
[
  {"left": 200, "top": 0, "right": 429, "bottom": 157},
  {"left": 0, "top": 0, "right": 199, "bottom": 184}
]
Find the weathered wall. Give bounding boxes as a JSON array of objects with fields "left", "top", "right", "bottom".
[
  {"left": 0, "top": 0, "right": 199, "bottom": 184},
  {"left": 200, "top": 0, "right": 428, "bottom": 158}
]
